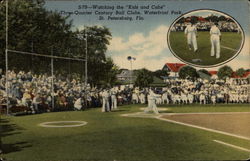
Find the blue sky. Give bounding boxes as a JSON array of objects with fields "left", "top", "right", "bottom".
[{"left": 45, "top": 0, "right": 249, "bottom": 71}]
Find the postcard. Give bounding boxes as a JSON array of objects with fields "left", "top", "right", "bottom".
[{"left": 0, "top": 0, "right": 249, "bottom": 161}]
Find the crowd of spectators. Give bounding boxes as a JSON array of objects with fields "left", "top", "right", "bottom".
[
  {"left": 172, "top": 21, "right": 240, "bottom": 32},
  {"left": 0, "top": 70, "right": 249, "bottom": 114}
]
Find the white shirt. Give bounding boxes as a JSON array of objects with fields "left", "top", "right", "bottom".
[
  {"left": 210, "top": 26, "right": 221, "bottom": 36},
  {"left": 184, "top": 25, "right": 197, "bottom": 36},
  {"left": 102, "top": 90, "right": 110, "bottom": 99}
]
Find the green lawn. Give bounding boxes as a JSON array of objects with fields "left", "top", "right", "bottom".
[
  {"left": 169, "top": 31, "right": 242, "bottom": 66},
  {"left": 1, "top": 104, "right": 250, "bottom": 161}
]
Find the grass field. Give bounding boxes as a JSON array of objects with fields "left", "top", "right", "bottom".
[
  {"left": 1, "top": 104, "right": 250, "bottom": 161},
  {"left": 169, "top": 31, "right": 242, "bottom": 66}
]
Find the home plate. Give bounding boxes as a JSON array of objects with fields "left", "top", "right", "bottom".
[
  {"left": 140, "top": 107, "right": 170, "bottom": 112},
  {"left": 192, "top": 59, "right": 202, "bottom": 63},
  {"left": 121, "top": 112, "right": 159, "bottom": 118}
]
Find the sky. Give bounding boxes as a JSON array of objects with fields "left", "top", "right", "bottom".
[{"left": 45, "top": 0, "right": 250, "bottom": 71}]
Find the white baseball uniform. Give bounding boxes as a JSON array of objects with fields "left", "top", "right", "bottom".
[
  {"left": 139, "top": 93, "right": 145, "bottom": 104},
  {"left": 184, "top": 24, "right": 198, "bottom": 51},
  {"left": 101, "top": 90, "right": 110, "bottom": 112},
  {"left": 210, "top": 25, "right": 221, "bottom": 58},
  {"left": 111, "top": 88, "right": 117, "bottom": 110},
  {"left": 144, "top": 90, "right": 159, "bottom": 114}
]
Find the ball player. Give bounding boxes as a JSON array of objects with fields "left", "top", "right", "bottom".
[
  {"left": 144, "top": 89, "right": 160, "bottom": 114},
  {"left": 110, "top": 87, "right": 117, "bottom": 110},
  {"left": 184, "top": 20, "right": 198, "bottom": 52},
  {"left": 210, "top": 22, "right": 221, "bottom": 59}
]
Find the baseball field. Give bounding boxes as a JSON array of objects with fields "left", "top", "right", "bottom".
[
  {"left": 168, "top": 31, "right": 243, "bottom": 66},
  {"left": 1, "top": 104, "right": 250, "bottom": 161}
]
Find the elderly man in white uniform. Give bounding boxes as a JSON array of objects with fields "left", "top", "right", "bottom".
[
  {"left": 162, "top": 92, "right": 169, "bottom": 104},
  {"left": 144, "top": 89, "right": 159, "bottom": 114},
  {"left": 132, "top": 92, "right": 139, "bottom": 104},
  {"left": 110, "top": 88, "right": 117, "bottom": 110},
  {"left": 101, "top": 89, "right": 110, "bottom": 112},
  {"left": 139, "top": 92, "right": 146, "bottom": 104},
  {"left": 210, "top": 22, "right": 221, "bottom": 59},
  {"left": 184, "top": 21, "right": 198, "bottom": 52}
]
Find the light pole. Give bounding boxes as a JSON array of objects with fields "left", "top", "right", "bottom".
[
  {"left": 127, "top": 56, "right": 136, "bottom": 87},
  {"left": 51, "top": 47, "right": 54, "bottom": 110},
  {"left": 79, "top": 28, "right": 102, "bottom": 89},
  {"left": 5, "top": 0, "right": 9, "bottom": 115},
  {"left": 77, "top": 33, "right": 87, "bottom": 88},
  {"left": 84, "top": 30, "right": 88, "bottom": 87}
]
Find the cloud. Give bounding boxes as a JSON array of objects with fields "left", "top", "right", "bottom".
[
  {"left": 109, "top": 37, "right": 129, "bottom": 51},
  {"left": 108, "top": 25, "right": 170, "bottom": 70},
  {"left": 111, "top": 54, "right": 182, "bottom": 71},
  {"left": 128, "top": 33, "right": 146, "bottom": 45}
]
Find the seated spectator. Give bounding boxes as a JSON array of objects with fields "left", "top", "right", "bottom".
[
  {"left": 32, "top": 93, "right": 42, "bottom": 113},
  {"left": 21, "top": 89, "right": 32, "bottom": 108}
]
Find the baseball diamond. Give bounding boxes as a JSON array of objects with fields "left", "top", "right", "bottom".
[{"left": 1, "top": 104, "right": 250, "bottom": 161}]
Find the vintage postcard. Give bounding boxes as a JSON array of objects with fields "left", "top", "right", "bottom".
[{"left": 0, "top": 0, "right": 249, "bottom": 160}]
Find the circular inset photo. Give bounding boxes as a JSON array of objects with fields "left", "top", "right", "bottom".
[{"left": 168, "top": 9, "right": 244, "bottom": 67}]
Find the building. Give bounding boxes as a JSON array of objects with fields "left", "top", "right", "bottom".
[
  {"left": 208, "top": 71, "right": 250, "bottom": 80},
  {"left": 162, "top": 63, "right": 186, "bottom": 78},
  {"left": 231, "top": 71, "right": 250, "bottom": 79},
  {"left": 208, "top": 71, "right": 218, "bottom": 79},
  {"left": 116, "top": 69, "right": 136, "bottom": 84}
]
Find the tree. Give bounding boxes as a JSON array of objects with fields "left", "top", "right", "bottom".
[
  {"left": 153, "top": 69, "right": 169, "bottom": 79},
  {"left": 198, "top": 69, "right": 211, "bottom": 76},
  {"left": 179, "top": 66, "right": 199, "bottom": 79},
  {"left": 218, "top": 15, "right": 227, "bottom": 22},
  {"left": 76, "top": 26, "right": 112, "bottom": 86},
  {"left": 0, "top": 0, "right": 114, "bottom": 87},
  {"left": 205, "top": 14, "right": 219, "bottom": 22},
  {"left": 177, "top": 17, "right": 185, "bottom": 23},
  {"left": 235, "top": 68, "right": 245, "bottom": 77},
  {"left": 217, "top": 65, "right": 233, "bottom": 79},
  {"left": 135, "top": 68, "right": 153, "bottom": 88},
  {"left": 0, "top": 0, "right": 73, "bottom": 72},
  {"left": 190, "top": 16, "right": 198, "bottom": 23},
  {"left": 98, "top": 57, "right": 119, "bottom": 87}
]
